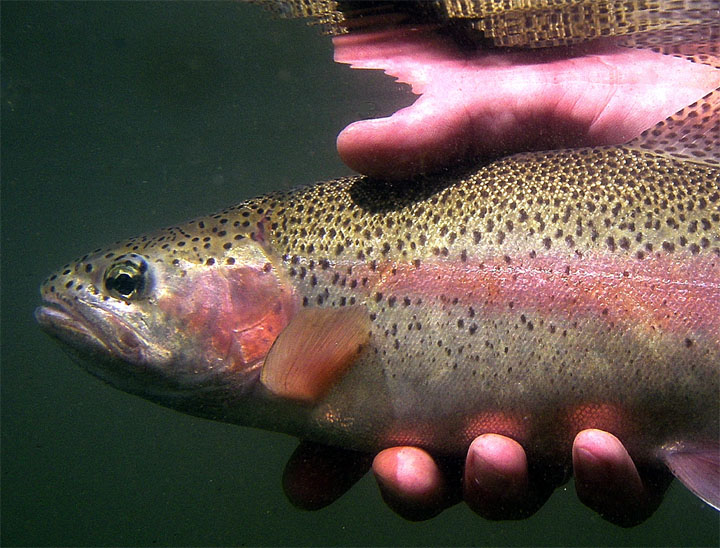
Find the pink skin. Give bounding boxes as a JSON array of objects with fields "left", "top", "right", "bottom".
[
  {"left": 367, "top": 430, "right": 671, "bottom": 525},
  {"left": 334, "top": 28, "right": 720, "bottom": 178},
  {"left": 366, "top": 254, "right": 720, "bottom": 334},
  {"left": 282, "top": 28, "right": 709, "bottom": 522}
]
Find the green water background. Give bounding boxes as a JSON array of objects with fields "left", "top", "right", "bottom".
[{"left": 2, "top": 2, "right": 718, "bottom": 546}]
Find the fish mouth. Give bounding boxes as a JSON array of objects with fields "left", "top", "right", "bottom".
[
  {"left": 35, "top": 294, "right": 151, "bottom": 365},
  {"left": 36, "top": 295, "right": 247, "bottom": 408},
  {"left": 35, "top": 294, "right": 170, "bottom": 390},
  {"left": 35, "top": 298, "right": 111, "bottom": 356}
]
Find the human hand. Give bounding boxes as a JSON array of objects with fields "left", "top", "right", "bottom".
[
  {"left": 282, "top": 430, "right": 672, "bottom": 527},
  {"left": 333, "top": 27, "right": 719, "bottom": 178}
]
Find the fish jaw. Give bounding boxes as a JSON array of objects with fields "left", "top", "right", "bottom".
[
  {"left": 36, "top": 295, "right": 150, "bottom": 366},
  {"left": 34, "top": 286, "right": 191, "bottom": 402}
]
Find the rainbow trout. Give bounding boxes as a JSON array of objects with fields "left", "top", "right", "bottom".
[{"left": 36, "top": 93, "right": 720, "bottom": 510}]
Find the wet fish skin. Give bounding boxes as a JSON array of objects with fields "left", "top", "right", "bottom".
[
  {"left": 261, "top": 146, "right": 719, "bottom": 457},
  {"left": 37, "top": 144, "right": 719, "bottom": 506}
]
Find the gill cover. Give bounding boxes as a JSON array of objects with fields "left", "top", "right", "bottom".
[{"left": 156, "top": 236, "right": 299, "bottom": 373}]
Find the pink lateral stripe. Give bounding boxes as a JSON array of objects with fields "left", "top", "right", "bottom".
[{"left": 361, "top": 253, "right": 720, "bottom": 333}]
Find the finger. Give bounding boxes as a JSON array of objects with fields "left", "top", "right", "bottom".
[
  {"left": 464, "top": 434, "right": 558, "bottom": 520},
  {"left": 373, "top": 447, "right": 457, "bottom": 521},
  {"left": 282, "top": 441, "right": 372, "bottom": 510},
  {"left": 573, "top": 429, "right": 672, "bottom": 527}
]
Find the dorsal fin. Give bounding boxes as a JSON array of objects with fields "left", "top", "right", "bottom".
[
  {"left": 627, "top": 86, "right": 719, "bottom": 167},
  {"left": 619, "top": 23, "right": 720, "bottom": 70}
]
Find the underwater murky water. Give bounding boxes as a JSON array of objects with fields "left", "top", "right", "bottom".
[{"left": 2, "top": 2, "right": 718, "bottom": 546}]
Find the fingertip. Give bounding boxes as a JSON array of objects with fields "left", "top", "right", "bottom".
[
  {"left": 336, "top": 113, "right": 463, "bottom": 179},
  {"left": 574, "top": 429, "right": 628, "bottom": 462},
  {"left": 337, "top": 120, "right": 407, "bottom": 178},
  {"left": 467, "top": 434, "right": 529, "bottom": 484},
  {"left": 282, "top": 442, "right": 371, "bottom": 511},
  {"left": 372, "top": 447, "right": 449, "bottom": 520},
  {"left": 464, "top": 434, "right": 530, "bottom": 518},
  {"left": 373, "top": 447, "right": 444, "bottom": 500},
  {"left": 573, "top": 429, "right": 642, "bottom": 495},
  {"left": 573, "top": 429, "right": 669, "bottom": 527}
]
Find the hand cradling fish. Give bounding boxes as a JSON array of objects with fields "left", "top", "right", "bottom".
[{"left": 37, "top": 0, "right": 720, "bottom": 516}]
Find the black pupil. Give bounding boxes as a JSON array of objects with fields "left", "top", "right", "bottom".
[
  {"left": 112, "top": 273, "right": 137, "bottom": 295},
  {"left": 106, "top": 270, "right": 141, "bottom": 296}
]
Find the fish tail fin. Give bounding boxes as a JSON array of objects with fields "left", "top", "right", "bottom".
[
  {"left": 660, "top": 442, "right": 720, "bottom": 510},
  {"left": 626, "top": 86, "right": 720, "bottom": 167}
]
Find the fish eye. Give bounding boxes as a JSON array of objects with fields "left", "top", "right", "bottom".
[{"left": 103, "top": 256, "right": 150, "bottom": 300}]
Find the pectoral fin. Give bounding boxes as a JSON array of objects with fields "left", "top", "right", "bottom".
[
  {"left": 661, "top": 442, "right": 719, "bottom": 510},
  {"left": 261, "top": 305, "right": 371, "bottom": 404}
]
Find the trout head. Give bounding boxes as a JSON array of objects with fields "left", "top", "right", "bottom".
[{"left": 35, "top": 226, "right": 299, "bottom": 417}]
